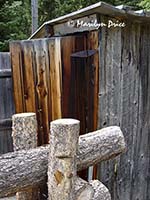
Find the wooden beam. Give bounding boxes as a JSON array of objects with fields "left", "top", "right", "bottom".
[
  {"left": 0, "top": 118, "right": 12, "bottom": 127},
  {"left": 0, "top": 69, "right": 11, "bottom": 78},
  {"left": 0, "top": 126, "right": 126, "bottom": 198},
  {"left": 53, "top": 14, "right": 98, "bottom": 36}
]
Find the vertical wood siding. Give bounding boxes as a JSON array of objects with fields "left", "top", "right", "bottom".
[
  {"left": 98, "top": 18, "right": 150, "bottom": 200},
  {"left": 10, "top": 32, "right": 99, "bottom": 152},
  {"left": 0, "top": 53, "right": 14, "bottom": 154}
]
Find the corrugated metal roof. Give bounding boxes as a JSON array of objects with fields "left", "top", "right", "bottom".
[{"left": 29, "top": 1, "right": 150, "bottom": 39}]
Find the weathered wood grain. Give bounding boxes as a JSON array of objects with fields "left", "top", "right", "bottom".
[
  {"left": 61, "top": 36, "right": 75, "bottom": 117},
  {"left": 0, "top": 126, "right": 126, "bottom": 197},
  {"left": 61, "top": 33, "right": 99, "bottom": 180},
  {"left": 10, "top": 43, "right": 24, "bottom": 113},
  {"left": 21, "top": 41, "right": 36, "bottom": 113},
  {"left": 10, "top": 39, "right": 55, "bottom": 145},
  {"left": 49, "top": 38, "right": 62, "bottom": 121},
  {"left": 131, "top": 24, "right": 150, "bottom": 200},
  {"left": 98, "top": 16, "right": 124, "bottom": 200},
  {"left": 87, "top": 31, "right": 99, "bottom": 178},
  {"left": 87, "top": 31, "right": 99, "bottom": 131},
  {"left": 98, "top": 16, "right": 150, "bottom": 200},
  {"left": 0, "top": 53, "right": 14, "bottom": 154},
  {"left": 34, "top": 39, "right": 50, "bottom": 144}
]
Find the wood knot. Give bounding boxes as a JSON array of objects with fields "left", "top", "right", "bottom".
[
  {"left": 54, "top": 170, "right": 64, "bottom": 185},
  {"left": 67, "top": 172, "right": 73, "bottom": 179}
]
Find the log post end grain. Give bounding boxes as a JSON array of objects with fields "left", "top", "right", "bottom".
[{"left": 12, "top": 113, "right": 38, "bottom": 151}]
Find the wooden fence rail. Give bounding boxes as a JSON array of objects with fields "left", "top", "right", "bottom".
[{"left": 0, "top": 116, "right": 126, "bottom": 199}]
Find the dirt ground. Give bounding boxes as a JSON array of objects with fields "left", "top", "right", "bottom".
[{"left": 0, "top": 197, "right": 16, "bottom": 200}]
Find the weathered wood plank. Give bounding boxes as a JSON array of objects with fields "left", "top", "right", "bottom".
[
  {"left": 21, "top": 41, "right": 37, "bottom": 113},
  {"left": 10, "top": 39, "right": 51, "bottom": 145},
  {"left": 0, "top": 130, "right": 13, "bottom": 154},
  {"left": 98, "top": 20, "right": 134, "bottom": 200},
  {"left": 86, "top": 31, "right": 99, "bottom": 179},
  {"left": 61, "top": 36, "right": 75, "bottom": 117},
  {"left": 49, "top": 38, "right": 62, "bottom": 121},
  {"left": 10, "top": 42, "right": 24, "bottom": 113},
  {"left": 34, "top": 39, "right": 50, "bottom": 144},
  {"left": 0, "top": 53, "right": 10, "bottom": 69},
  {"left": 87, "top": 31, "right": 99, "bottom": 131},
  {"left": 98, "top": 17, "right": 150, "bottom": 200},
  {"left": 130, "top": 24, "right": 150, "bottom": 200},
  {"left": 0, "top": 52, "right": 14, "bottom": 154},
  {"left": 0, "top": 126, "right": 126, "bottom": 197}
]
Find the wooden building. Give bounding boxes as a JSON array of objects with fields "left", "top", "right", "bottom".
[{"left": 9, "top": 2, "right": 150, "bottom": 200}]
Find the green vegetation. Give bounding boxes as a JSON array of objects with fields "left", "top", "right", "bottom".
[{"left": 0, "top": 0, "right": 149, "bottom": 52}]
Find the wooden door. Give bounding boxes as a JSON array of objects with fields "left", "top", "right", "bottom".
[{"left": 61, "top": 32, "right": 99, "bottom": 179}]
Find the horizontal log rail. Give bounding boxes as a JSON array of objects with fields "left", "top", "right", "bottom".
[{"left": 0, "top": 126, "right": 126, "bottom": 198}]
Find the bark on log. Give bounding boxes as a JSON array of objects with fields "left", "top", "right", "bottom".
[
  {"left": 74, "top": 177, "right": 94, "bottom": 200},
  {"left": 12, "top": 113, "right": 39, "bottom": 200},
  {"left": 0, "top": 126, "right": 126, "bottom": 198},
  {"left": 74, "top": 177, "right": 111, "bottom": 200},
  {"left": 48, "top": 119, "right": 80, "bottom": 200},
  {"left": 89, "top": 180, "right": 111, "bottom": 200}
]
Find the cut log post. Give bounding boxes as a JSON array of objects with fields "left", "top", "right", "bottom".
[
  {"left": 0, "top": 126, "right": 126, "bottom": 198},
  {"left": 12, "top": 113, "right": 38, "bottom": 151},
  {"left": 12, "top": 112, "right": 39, "bottom": 200},
  {"left": 48, "top": 118, "right": 80, "bottom": 200}
]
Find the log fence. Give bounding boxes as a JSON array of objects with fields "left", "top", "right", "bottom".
[{"left": 0, "top": 113, "right": 126, "bottom": 199}]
